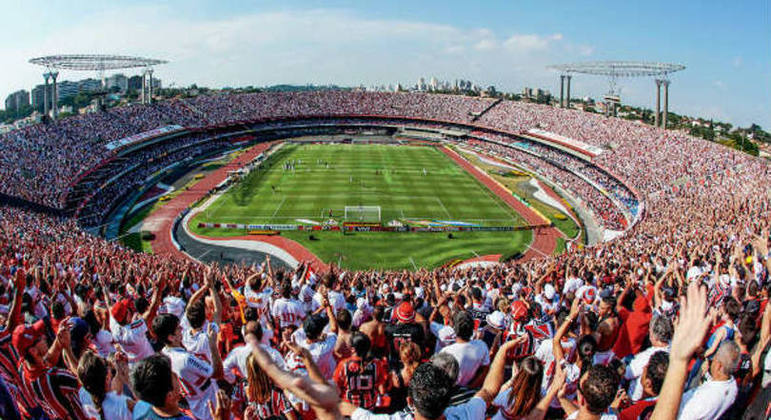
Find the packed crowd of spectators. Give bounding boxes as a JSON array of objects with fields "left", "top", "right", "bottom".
[
  {"left": 0, "top": 162, "right": 769, "bottom": 419},
  {"left": 465, "top": 139, "right": 628, "bottom": 231},
  {"left": 0, "top": 101, "right": 198, "bottom": 208},
  {"left": 1, "top": 93, "right": 771, "bottom": 419},
  {"left": 73, "top": 134, "right": 235, "bottom": 227}
]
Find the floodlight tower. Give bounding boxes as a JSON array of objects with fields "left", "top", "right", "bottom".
[
  {"left": 29, "top": 54, "right": 168, "bottom": 115},
  {"left": 548, "top": 61, "right": 685, "bottom": 128}
]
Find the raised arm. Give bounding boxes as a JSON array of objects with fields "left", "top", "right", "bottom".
[
  {"left": 325, "top": 297, "right": 338, "bottom": 334},
  {"left": 476, "top": 337, "right": 524, "bottom": 406},
  {"left": 143, "top": 276, "right": 165, "bottom": 327},
  {"left": 5, "top": 268, "right": 26, "bottom": 332},
  {"left": 251, "top": 344, "right": 341, "bottom": 420},
  {"left": 651, "top": 281, "right": 712, "bottom": 420},
  {"left": 525, "top": 363, "right": 567, "bottom": 420},
  {"left": 209, "top": 274, "right": 222, "bottom": 325},
  {"left": 207, "top": 323, "right": 224, "bottom": 380},
  {"left": 553, "top": 298, "right": 580, "bottom": 362}
]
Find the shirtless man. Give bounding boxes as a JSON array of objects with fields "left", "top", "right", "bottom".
[
  {"left": 360, "top": 306, "right": 387, "bottom": 358},
  {"left": 594, "top": 294, "right": 621, "bottom": 364}
]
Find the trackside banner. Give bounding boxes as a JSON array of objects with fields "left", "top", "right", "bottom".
[
  {"left": 199, "top": 222, "right": 527, "bottom": 232},
  {"left": 105, "top": 125, "right": 186, "bottom": 151}
]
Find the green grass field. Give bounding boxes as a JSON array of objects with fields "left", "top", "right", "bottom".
[{"left": 190, "top": 143, "right": 533, "bottom": 269}]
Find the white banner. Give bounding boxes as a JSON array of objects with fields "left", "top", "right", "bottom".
[{"left": 105, "top": 125, "right": 185, "bottom": 151}]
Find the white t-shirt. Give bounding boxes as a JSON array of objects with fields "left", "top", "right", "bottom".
[
  {"left": 244, "top": 283, "right": 272, "bottom": 312},
  {"left": 312, "top": 290, "right": 346, "bottom": 313},
  {"left": 78, "top": 389, "right": 132, "bottom": 420},
  {"left": 763, "top": 347, "right": 771, "bottom": 387},
  {"left": 624, "top": 345, "right": 669, "bottom": 401},
  {"left": 161, "top": 346, "right": 218, "bottom": 420},
  {"left": 298, "top": 333, "right": 338, "bottom": 380},
  {"left": 299, "top": 284, "right": 315, "bottom": 312},
  {"left": 440, "top": 340, "right": 490, "bottom": 386},
  {"left": 566, "top": 411, "right": 617, "bottom": 420},
  {"left": 430, "top": 322, "right": 456, "bottom": 352},
  {"left": 534, "top": 294, "right": 559, "bottom": 315},
  {"left": 222, "top": 342, "right": 286, "bottom": 384},
  {"left": 271, "top": 297, "right": 306, "bottom": 328},
  {"left": 678, "top": 377, "right": 738, "bottom": 420},
  {"left": 350, "top": 396, "right": 487, "bottom": 420},
  {"left": 109, "top": 317, "right": 154, "bottom": 364},
  {"left": 182, "top": 320, "right": 219, "bottom": 363},
  {"left": 534, "top": 337, "right": 577, "bottom": 407}
]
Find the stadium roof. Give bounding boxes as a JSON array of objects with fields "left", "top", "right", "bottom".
[
  {"left": 29, "top": 54, "right": 167, "bottom": 71},
  {"left": 548, "top": 61, "right": 685, "bottom": 78}
]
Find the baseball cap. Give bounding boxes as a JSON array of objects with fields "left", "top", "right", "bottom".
[
  {"left": 486, "top": 311, "right": 508, "bottom": 330},
  {"left": 12, "top": 320, "right": 47, "bottom": 355},
  {"left": 111, "top": 299, "right": 132, "bottom": 324},
  {"left": 581, "top": 286, "right": 597, "bottom": 304},
  {"left": 510, "top": 300, "right": 529, "bottom": 321},
  {"left": 543, "top": 284, "right": 556, "bottom": 300},
  {"left": 394, "top": 302, "right": 415, "bottom": 324}
]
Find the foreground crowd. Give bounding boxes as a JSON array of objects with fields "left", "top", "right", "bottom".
[{"left": 0, "top": 201, "right": 770, "bottom": 420}]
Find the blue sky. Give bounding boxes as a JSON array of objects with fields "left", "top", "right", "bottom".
[{"left": 1, "top": 0, "right": 768, "bottom": 127}]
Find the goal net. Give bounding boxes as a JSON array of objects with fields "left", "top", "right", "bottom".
[{"left": 344, "top": 206, "right": 381, "bottom": 223}]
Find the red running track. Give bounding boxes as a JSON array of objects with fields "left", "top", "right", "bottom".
[
  {"left": 439, "top": 147, "right": 559, "bottom": 263},
  {"left": 146, "top": 142, "right": 328, "bottom": 271}
]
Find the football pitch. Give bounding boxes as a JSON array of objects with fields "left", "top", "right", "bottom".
[{"left": 191, "top": 143, "right": 533, "bottom": 269}]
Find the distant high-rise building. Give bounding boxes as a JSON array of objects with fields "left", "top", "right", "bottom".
[
  {"left": 56, "top": 81, "right": 80, "bottom": 100},
  {"left": 4, "top": 90, "right": 30, "bottom": 112},
  {"left": 31, "top": 84, "right": 52, "bottom": 112},
  {"left": 430, "top": 77, "right": 438, "bottom": 90},
  {"left": 77, "top": 78, "right": 102, "bottom": 93},
  {"left": 105, "top": 74, "right": 128, "bottom": 92},
  {"left": 127, "top": 75, "right": 143, "bottom": 91}
]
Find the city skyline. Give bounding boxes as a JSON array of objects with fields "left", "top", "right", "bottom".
[{"left": 0, "top": 0, "right": 768, "bottom": 128}]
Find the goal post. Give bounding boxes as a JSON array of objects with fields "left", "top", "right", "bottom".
[{"left": 344, "top": 206, "right": 381, "bottom": 223}]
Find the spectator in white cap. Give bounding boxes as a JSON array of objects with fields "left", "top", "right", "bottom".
[{"left": 481, "top": 310, "right": 509, "bottom": 353}]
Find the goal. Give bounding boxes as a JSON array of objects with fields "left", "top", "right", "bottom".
[{"left": 344, "top": 206, "right": 381, "bottom": 223}]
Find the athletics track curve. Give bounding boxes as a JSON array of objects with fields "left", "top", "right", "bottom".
[
  {"left": 439, "top": 147, "right": 559, "bottom": 263},
  {"left": 145, "top": 141, "right": 329, "bottom": 272}
]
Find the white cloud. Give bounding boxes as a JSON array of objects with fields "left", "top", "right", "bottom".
[
  {"left": 0, "top": 8, "right": 578, "bottom": 100},
  {"left": 474, "top": 39, "right": 498, "bottom": 51},
  {"left": 502, "top": 33, "right": 562, "bottom": 52}
]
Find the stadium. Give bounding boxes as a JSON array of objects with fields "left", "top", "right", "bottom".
[{"left": 0, "top": 49, "right": 769, "bottom": 420}]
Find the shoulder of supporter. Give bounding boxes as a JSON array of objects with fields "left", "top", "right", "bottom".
[{"left": 350, "top": 407, "right": 412, "bottom": 420}]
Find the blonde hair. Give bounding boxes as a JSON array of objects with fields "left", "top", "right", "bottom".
[
  {"left": 399, "top": 342, "right": 422, "bottom": 378},
  {"left": 245, "top": 353, "right": 272, "bottom": 403}
]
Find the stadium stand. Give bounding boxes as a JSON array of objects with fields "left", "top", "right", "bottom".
[{"left": 0, "top": 91, "right": 769, "bottom": 420}]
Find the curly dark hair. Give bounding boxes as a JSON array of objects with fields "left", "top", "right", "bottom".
[{"left": 408, "top": 363, "right": 453, "bottom": 419}]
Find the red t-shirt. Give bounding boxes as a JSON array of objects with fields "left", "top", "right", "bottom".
[
  {"left": 612, "top": 296, "right": 652, "bottom": 359},
  {"left": 619, "top": 397, "right": 657, "bottom": 420}
]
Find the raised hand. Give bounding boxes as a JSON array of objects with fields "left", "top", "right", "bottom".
[
  {"left": 670, "top": 280, "right": 711, "bottom": 363},
  {"left": 207, "top": 389, "right": 231, "bottom": 420}
]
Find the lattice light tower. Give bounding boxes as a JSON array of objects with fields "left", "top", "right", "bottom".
[
  {"left": 548, "top": 61, "right": 685, "bottom": 128},
  {"left": 29, "top": 54, "right": 168, "bottom": 120}
]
